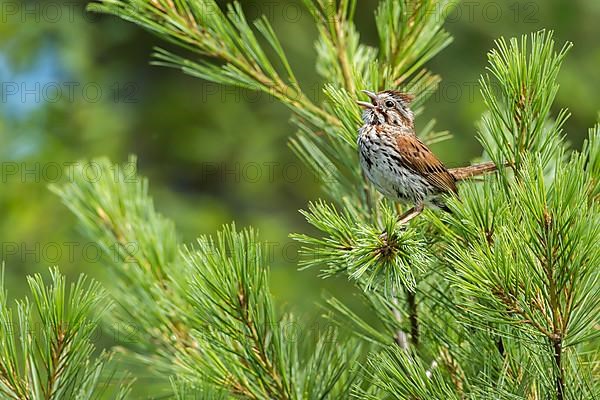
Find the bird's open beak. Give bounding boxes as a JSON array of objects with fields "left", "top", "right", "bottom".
[
  {"left": 362, "top": 90, "right": 378, "bottom": 101},
  {"left": 357, "top": 90, "right": 377, "bottom": 108},
  {"left": 356, "top": 100, "right": 375, "bottom": 109}
]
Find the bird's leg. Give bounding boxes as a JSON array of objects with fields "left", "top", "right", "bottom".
[
  {"left": 381, "top": 203, "right": 424, "bottom": 240},
  {"left": 397, "top": 202, "right": 425, "bottom": 225}
]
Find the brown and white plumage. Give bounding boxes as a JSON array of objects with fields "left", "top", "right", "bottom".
[
  {"left": 393, "top": 134, "right": 457, "bottom": 196},
  {"left": 357, "top": 89, "right": 497, "bottom": 223},
  {"left": 358, "top": 121, "right": 454, "bottom": 213}
]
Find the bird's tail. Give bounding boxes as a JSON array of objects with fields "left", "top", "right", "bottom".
[{"left": 449, "top": 161, "right": 503, "bottom": 181}]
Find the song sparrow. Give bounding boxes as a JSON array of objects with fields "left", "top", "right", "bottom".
[{"left": 357, "top": 90, "right": 497, "bottom": 224}]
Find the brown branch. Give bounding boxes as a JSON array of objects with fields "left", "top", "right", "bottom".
[
  {"left": 0, "top": 363, "right": 26, "bottom": 400},
  {"left": 439, "top": 347, "right": 465, "bottom": 396},
  {"left": 237, "top": 287, "right": 289, "bottom": 400},
  {"left": 540, "top": 208, "right": 566, "bottom": 400},
  {"left": 390, "top": 2, "right": 428, "bottom": 87},
  {"left": 45, "top": 327, "right": 66, "bottom": 400},
  {"left": 391, "top": 303, "right": 409, "bottom": 349},
  {"left": 493, "top": 287, "right": 554, "bottom": 338},
  {"left": 553, "top": 337, "right": 564, "bottom": 400},
  {"left": 153, "top": 3, "right": 342, "bottom": 129},
  {"left": 406, "top": 290, "right": 419, "bottom": 347},
  {"left": 390, "top": 288, "right": 419, "bottom": 350},
  {"left": 333, "top": 12, "right": 355, "bottom": 94}
]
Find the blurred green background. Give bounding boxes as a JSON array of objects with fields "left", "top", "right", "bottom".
[{"left": 0, "top": 0, "right": 599, "bottom": 395}]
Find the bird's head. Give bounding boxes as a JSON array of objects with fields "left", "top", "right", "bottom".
[{"left": 357, "top": 90, "right": 415, "bottom": 128}]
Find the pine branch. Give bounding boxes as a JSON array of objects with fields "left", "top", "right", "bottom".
[
  {"left": 178, "top": 225, "right": 362, "bottom": 399},
  {"left": 375, "top": 0, "right": 454, "bottom": 89},
  {"left": 51, "top": 157, "right": 196, "bottom": 378},
  {"left": 54, "top": 158, "right": 362, "bottom": 399},
  {"left": 303, "top": 0, "right": 358, "bottom": 93},
  {"left": 441, "top": 151, "right": 600, "bottom": 396},
  {"left": 355, "top": 346, "right": 461, "bottom": 400},
  {"left": 478, "top": 30, "right": 572, "bottom": 173},
  {"left": 291, "top": 200, "right": 431, "bottom": 294},
  {"left": 0, "top": 267, "right": 131, "bottom": 400},
  {"left": 88, "top": 0, "right": 340, "bottom": 128},
  {"left": 406, "top": 290, "right": 419, "bottom": 347}
]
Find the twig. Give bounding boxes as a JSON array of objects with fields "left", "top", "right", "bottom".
[
  {"left": 237, "top": 288, "right": 289, "bottom": 399},
  {"left": 45, "top": 328, "right": 66, "bottom": 400},
  {"left": 333, "top": 11, "right": 355, "bottom": 94},
  {"left": 391, "top": 289, "right": 419, "bottom": 349},
  {"left": 540, "top": 209, "right": 565, "bottom": 400},
  {"left": 553, "top": 337, "right": 564, "bottom": 400},
  {"left": 391, "top": 290, "right": 409, "bottom": 350},
  {"left": 406, "top": 290, "right": 419, "bottom": 347}
]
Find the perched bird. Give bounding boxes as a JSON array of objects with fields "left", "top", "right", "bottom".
[{"left": 357, "top": 89, "right": 497, "bottom": 224}]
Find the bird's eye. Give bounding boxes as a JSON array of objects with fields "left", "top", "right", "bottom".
[{"left": 385, "top": 100, "right": 395, "bottom": 108}]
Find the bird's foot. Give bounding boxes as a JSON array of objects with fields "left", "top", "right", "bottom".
[
  {"left": 396, "top": 203, "right": 425, "bottom": 225},
  {"left": 379, "top": 230, "right": 388, "bottom": 241}
]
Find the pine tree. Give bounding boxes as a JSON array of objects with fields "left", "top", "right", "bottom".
[{"left": 2, "top": 1, "right": 598, "bottom": 399}]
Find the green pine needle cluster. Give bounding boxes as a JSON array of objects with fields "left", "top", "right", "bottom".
[
  {"left": 178, "top": 226, "right": 361, "bottom": 399},
  {"left": 0, "top": 267, "right": 130, "bottom": 399},
  {"left": 291, "top": 200, "right": 430, "bottom": 293},
  {"left": 479, "top": 30, "right": 572, "bottom": 171},
  {"left": 51, "top": 159, "right": 361, "bottom": 398}
]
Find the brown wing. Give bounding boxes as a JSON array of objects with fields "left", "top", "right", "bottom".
[{"left": 395, "top": 135, "right": 457, "bottom": 194}]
